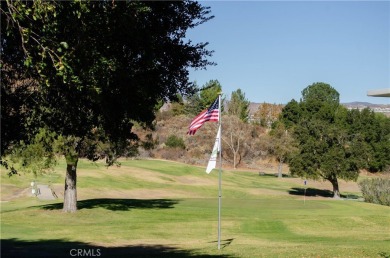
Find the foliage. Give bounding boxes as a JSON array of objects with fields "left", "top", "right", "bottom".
[
  {"left": 268, "top": 123, "right": 298, "bottom": 177},
  {"left": 253, "top": 102, "right": 283, "bottom": 128},
  {"left": 199, "top": 80, "right": 222, "bottom": 108},
  {"left": 183, "top": 90, "right": 203, "bottom": 116},
  {"left": 359, "top": 178, "right": 390, "bottom": 206},
  {"left": 170, "top": 95, "right": 186, "bottom": 116},
  {"left": 0, "top": 61, "right": 40, "bottom": 154},
  {"left": 10, "top": 128, "right": 57, "bottom": 176},
  {"left": 165, "top": 135, "right": 186, "bottom": 150},
  {"left": 141, "top": 134, "right": 159, "bottom": 151},
  {"left": 156, "top": 95, "right": 186, "bottom": 120},
  {"left": 345, "top": 109, "right": 390, "bottom": 172},
  {"left": 301, "top": 82, "right": 339, "bottom": 107},
  {"left": 226, "top": 88, "right": 250, "bottom": 122},
  {"left": 183, "top": 79, "right": 222, "bottom": 116},
  {"left": 1, "top": 0, "right": 214, "bottom": 157},
  {"left": 1, "top": 0, "right": 214, "bottom": 211},
  {"left": 280, "top": 82, "right": 361, "bottom": 198},
  {"left": 279, "top": 99, "right": 301, "bottom": 129}
]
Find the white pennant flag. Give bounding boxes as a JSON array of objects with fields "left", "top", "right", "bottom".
[{"left": 206, "top": 125, "right": 221, "bottom": 174}]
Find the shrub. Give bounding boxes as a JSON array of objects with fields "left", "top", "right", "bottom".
[
  {"left": 359, "top": 178, "right": 390, "bottom": 206},
  {"left": 165, "top": 135, "right": 186, "bottom": 149}
]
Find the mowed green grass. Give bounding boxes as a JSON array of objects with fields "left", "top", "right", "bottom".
[{"left": 1, "top": 159, "right": 390, "bottom": 258}]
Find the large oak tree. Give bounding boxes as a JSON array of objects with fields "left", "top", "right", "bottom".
[
  {"left": 1, "top": 0, "right": 214, "bottom": 212},
  {"left": 281, "top": 83, "right": 360, "bottom": 198}
]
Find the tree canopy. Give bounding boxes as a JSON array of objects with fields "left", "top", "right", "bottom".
[
  {"left": 199, "top": 79, "right": 223, "bottom": 111},
  {"left": 281, "top": 83, "right": 360, "bottom": 198},
  {"left": 345, "top": 109, "right": 390, "bottom": 172},
  {"left": 1, "top": 0, "right": 215, "bottom": 212},
  {"left": 227, "top": 89, "right": 250, "bottom": 122},
  {"left": 301, "top": 82, "right": 339, "bottom": 107},
  {"left": 184, "top": 79, "right": 222, "bottom": 116}
]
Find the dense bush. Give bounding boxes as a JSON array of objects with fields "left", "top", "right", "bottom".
[
  {"left": 165, "top": 135, "right": 186, "bottom": 149},
  {"left": 359, "top": 178, "right": 390, "bottom": 206}
]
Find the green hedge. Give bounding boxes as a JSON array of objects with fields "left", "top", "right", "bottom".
[{"left": 358, "top": 178, "right": 390, "bottom": 206}]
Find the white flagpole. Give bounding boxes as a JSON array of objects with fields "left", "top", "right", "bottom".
[{"left": 217, "top": 94, "right": 222, "bottom": 250}]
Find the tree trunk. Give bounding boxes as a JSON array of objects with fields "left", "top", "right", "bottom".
[
  {"left": 63, "top": 160, "right": 78, "bottom": 212},
  {"left": 278, "top": 161, "right": 283, "bottom": 178},
  {"left": 233, "top": 151, "right": 237, "bottom": 169},
  {"left": 329, "top": 176, "right": 340, "bottom": 199}
]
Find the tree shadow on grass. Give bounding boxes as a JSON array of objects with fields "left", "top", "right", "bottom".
[
  {"left": 40, "top": 198, "right": 179, "bottom": 211},
  {"left": 289, "top": 187, "right": 334, "bottom": 198},
  {"left": 289, "top": 188, "right": 361, "bottom": 199},
  {"left": 1, "top": 238, "right": 233, "bottom": 258}
]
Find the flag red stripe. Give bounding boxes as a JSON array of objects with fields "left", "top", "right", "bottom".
[
  {"left": 190, "top": 113, "right": 219, "bottom": 128},
  {"left": 189, "top": 111, "right": 219, "bottom": 131},
  {"left": 189, "top": 110, "right": 207, "bottom": 127},
  {"left": 187, "top": 97, "right": 219, "bottom": 135},
  {"left": 190, "top": 112, "right": 219, "bottom": 126}
]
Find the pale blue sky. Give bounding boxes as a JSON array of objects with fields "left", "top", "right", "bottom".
[{"left": 188, "top": 1, "right": 390, "bottom": 104}]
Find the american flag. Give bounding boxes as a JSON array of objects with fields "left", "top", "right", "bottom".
[{"left": 188, "top": 97, "right": 219, "bottom": 135}]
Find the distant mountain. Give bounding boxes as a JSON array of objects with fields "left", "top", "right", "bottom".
[
  {"left": 342, "top": 101, "right": 373, "bottom": 106},
  {"left": 341, "top": 102, "right": 390, "bottom": 108},
  {"left": 248, "top": 101, "right": 390, "bottom": 117},
  {"left": 248, "top": 101, "right": 389, "bottom": 108}
]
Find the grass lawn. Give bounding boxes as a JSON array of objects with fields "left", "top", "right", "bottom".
[{"left": 1, "top": 159, "right": 390, "bottom": 257}]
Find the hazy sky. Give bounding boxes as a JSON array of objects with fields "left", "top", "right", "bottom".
[{"left": 187, "top": 1, "right": 390, "bottom": 104}]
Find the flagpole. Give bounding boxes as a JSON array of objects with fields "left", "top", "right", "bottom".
[{"left": 217, "top": 93, "right": 222, "bottom": 250}]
